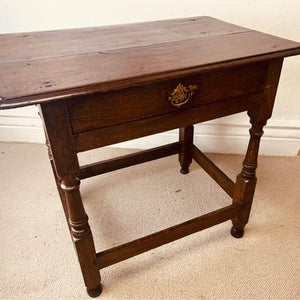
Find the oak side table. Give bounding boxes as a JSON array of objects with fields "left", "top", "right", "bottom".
[{"left": 0, "top": 17, "right": 299, "bottom": 297}]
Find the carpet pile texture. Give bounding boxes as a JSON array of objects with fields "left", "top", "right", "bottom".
[{"left": 0, "top": 142, "right": 299, "bottom": 299}]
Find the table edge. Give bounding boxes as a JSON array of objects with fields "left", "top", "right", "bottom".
[{"left": 0, "top": 47, "right": 299, "bottom": 110}]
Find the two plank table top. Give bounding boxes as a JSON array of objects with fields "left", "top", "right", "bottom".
[{"left": 1, "top": 16, "right": 299, "bottom": 297}]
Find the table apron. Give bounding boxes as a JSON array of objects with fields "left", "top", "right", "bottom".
[{"left": 74, "top": 91, "right": 263, "bottom": 152}]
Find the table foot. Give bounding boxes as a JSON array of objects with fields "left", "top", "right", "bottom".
[
  {"left": 231, "top": 226, "right": 244, "bottom": 238},
  {"left": 87, "top": 284, "right": 102, "bottom": 298},
  {"left": 180, "top": 167, "right": 189, "bottom": 174},
  {"left": 179, "top": 126, "right": 193, "bottom": 175}
]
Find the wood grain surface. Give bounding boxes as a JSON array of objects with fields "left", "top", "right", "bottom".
[
  {"left": 0, "top": 16, "right": 299, "bottom": 109},
  {"left": 4, "top": 17, "right": 294, "bottom": 297},
  {"left": 68, "top": 62, "right": 267, "bottom": 133}
]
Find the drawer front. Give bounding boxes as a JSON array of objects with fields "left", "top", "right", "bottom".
[{"left": 68, "top": 62, "right": 268, "bottom": 134}]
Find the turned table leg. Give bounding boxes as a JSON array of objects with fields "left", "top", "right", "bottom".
[
  {"left": 231, "top": 114, "right": 266, "bottom": 238},
  {"left": 39, "top": 107, "right": 69, "bottom": 221},
  {"left": 60, "top": 175, "right": 102, "bottom": 297},
  {"left": 39, "top": 101, "right": 101, "bottom": 297},
  {"left": 231, "top": 58, "right": 283, "bottom": 238},
  {"left": 45, "top": 137, "right": 69, "bottom": 221},
  {"left": 47, "top": 138, "right": 100, "bottom": 296},
  {"left": 179, "top": 125, "right": 194, "bottom": 174}
]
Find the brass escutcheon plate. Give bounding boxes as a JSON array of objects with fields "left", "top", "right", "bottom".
[{"left": 167, "top": 83, "right": 198, "bottom": 108}]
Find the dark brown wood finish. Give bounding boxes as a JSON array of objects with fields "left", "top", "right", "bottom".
[
  {"left": 39, "top": 101, "right": 101, "bottom": 297},
  {"left": 68, "top": 62, "right": 267, "bottom": 133},
  {"left": 44, "top": 135, "right": 70, "bottom": 227},
  {"left": 74, "top": 91, "right": 264, "bottom": 152},
  {"left": 231, "top": 58, "right": 284, "bottom": 238},
  {"left": 192, "top": 145, "right": 235, "bottom": 197},
  {"left": 78, "top": 142, "right": 180, "bottom": 180},
  {"left": 0, "top": 17, "right": 249, "bottom": 63},
  {"left": 96, "top": 203, "right": 240, "bottom": 269},
  {"left": 179, "top": 126, "right": 194, "bottom": 174},
  {"left": 1, "top": 17, "right": 299, "bottom": 297},
  {"left": 0, "top": 17, "right": 299, "bottom": 108}
]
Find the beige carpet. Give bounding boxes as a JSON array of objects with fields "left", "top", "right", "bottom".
[{"left": 0, "top": 142, "right": 299, "bottom": 299}]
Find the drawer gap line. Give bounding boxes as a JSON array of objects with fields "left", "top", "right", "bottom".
[{"left": 95, "top": 203, "right": 240, "bottom": 269}]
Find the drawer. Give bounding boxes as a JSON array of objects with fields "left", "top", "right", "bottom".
[{"left": 68, "top": 62, "right": 268, "bottom": 134}]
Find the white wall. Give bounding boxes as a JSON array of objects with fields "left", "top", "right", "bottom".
[{"left": 0, "top": 0, "right": 299, "bottom": 155}]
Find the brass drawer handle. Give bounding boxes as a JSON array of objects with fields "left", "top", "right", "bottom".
[{"left": 168, "top": 84, "right": 198, "bottom": 108}]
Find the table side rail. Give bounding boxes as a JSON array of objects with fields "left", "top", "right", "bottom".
[
  {"left": 192, "top": 145, "right": 235, "bottom": 197},
  {"left": 78, "top": 142, "right": 181, "bottom": 179},
  {"left": 96, "top": 203, "right": 241, "bottom": 269}
]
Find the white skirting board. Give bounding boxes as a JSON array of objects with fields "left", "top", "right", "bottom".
[{"left": 0, "top": 112, "right": 299, "bottom": 156}]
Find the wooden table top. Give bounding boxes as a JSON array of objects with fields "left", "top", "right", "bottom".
[{"left": 0, "top": 16, "right": 299, "bottom": 109}]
